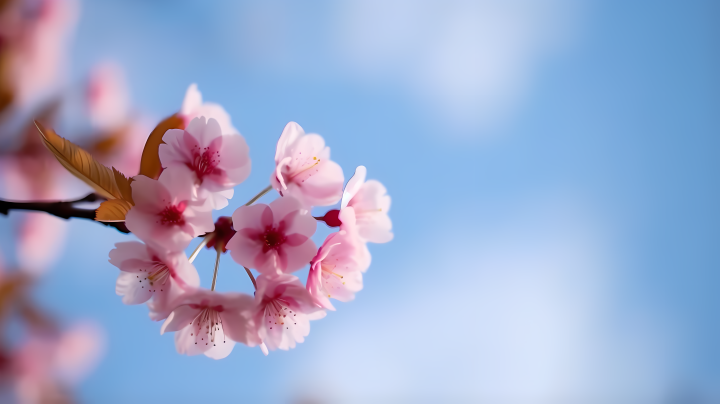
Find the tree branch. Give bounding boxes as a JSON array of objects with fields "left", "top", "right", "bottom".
[{"left": 0, "top": 194, "right": 130, "bottom": 233}]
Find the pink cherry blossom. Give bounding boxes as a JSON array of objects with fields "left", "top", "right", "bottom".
[
  {"left": 108, "top": 241, "right": 199, "bottom": 320},
  {"left": 253, "top": 274, "right": 324, "bottom": 351},
  {"left": 307, "top": 230, "right": 364, "bottom": 311},
  {"left": 179, "top": 83, "right": 237, "bottom": 134},
  {"left": 159, "top": 116, "right": 251, "bottom": 210},
  {"left": 161, "top": 289, "right": 260, "bottom": 360},
  {"left": 270, "top": 122, "right": 344, "bottom": 207},
  {"left": 227, "top": 196, "right": 317, "bottom": 274},
  {"left": 341, "top": 166, "right": 393, "bottom": 243},
  {"left": 125, "top": 170, "right": 214, "bottom": 252}
]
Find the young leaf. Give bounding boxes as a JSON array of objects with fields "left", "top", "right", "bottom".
[
  {"left": 35, "top": 121, "right": 127, "bottom": 200},
  {"left": 139, "top": 114, "right": 185, "bottom": 180},
  {"left": 113, "top": 167, "right": 134, "bottom": 205},
  {"left": 96, "top": 199, "right": 133, "bottom": 222}
]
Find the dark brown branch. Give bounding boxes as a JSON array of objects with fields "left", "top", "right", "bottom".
[{"left": 0, "top": 193, "right": 130, "bottom": 233}]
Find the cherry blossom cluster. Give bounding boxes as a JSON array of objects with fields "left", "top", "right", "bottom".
[{"left": 108, "top": 90, "right": 393, "bottom": 359}]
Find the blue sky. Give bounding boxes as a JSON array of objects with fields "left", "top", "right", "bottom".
[{"left": 2, "top": 0, "right": 719, "bottom": 402}]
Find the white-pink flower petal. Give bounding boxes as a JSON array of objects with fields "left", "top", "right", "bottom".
[
  {"left": 161, "top": 289, "right": 259, "bottom": 360},
  {"left": 270, "top": 122, "right": 344, "bottom": 207},
  {"left": 253, "top": 274, "right": 323, "bottom": 351}
]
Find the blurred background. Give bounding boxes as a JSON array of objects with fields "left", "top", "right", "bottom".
[{"left": 0, "top": 0, "right": 719, "bottom": 402}]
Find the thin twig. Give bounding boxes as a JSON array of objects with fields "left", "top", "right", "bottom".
[
  {"left": 244, "top": 185, "right": 273, "bottom": 206},
  {"left": 210, "top": 249, "right": 221, "bottom": 291},
  {"left": 0, "top": 193, "right": 130, "bottom": 233},
  {"left": 188, "top": 233, "right": 214, "bottom": 263},
  {"left": 243, "top": 266, "right": 257, "bottom": 290}
]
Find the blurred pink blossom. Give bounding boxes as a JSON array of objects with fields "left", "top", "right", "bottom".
[
  {"left": 16, "top": 212, "right": 66, "bottom": 275},
  {"left": 13, "top": 322, "right": 104, "bottom": 404},
  {"left": 160, "top": 116, "right": 251, "bottom": 210},
  {"left": 0, "top": 0, "right": 78, "bottom": 107},
  {"left": 86, "top": 62, "right": 129, "bottom": 131},
  {"left": 270, "top": 121, "right": 344, "bottom": 207},
  {"left": 227, "top": 196, "right": 317, "bottom": 275},
  {"left": 93, "top": 118, "right": 153, "bottom": 178},
  {"left": 179, "top": 83, "right": 237, "bottom": 134},
  {"left": 84, "top": 62, "right": 153, "bottom": 177},
  {"left": 0, "top": 132, "right": 76, "bottom": 275}
]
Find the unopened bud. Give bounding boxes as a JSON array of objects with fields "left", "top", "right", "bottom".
[
  {"left": 321, "top": 209, "right": 342, "bottom": 227},
  {"left": 207, "top": 216, "right": 235, "bottom": 253}
]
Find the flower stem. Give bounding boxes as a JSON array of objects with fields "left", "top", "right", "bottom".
[
  {"left": 210, "top": 248, "right": 221, "bottom": 291},
  {"left": 243, "top": 266, "right": 257, "bottom": 290},
  {"left": 188, "top": 233, "right": 214, "bottom": 264},
  {"left": 244, "top": 185, "right": 273, "bottom": 206}
]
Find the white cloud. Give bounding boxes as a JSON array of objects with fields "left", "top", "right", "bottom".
[
  {"left": 220, "top": 0, "right": 583, "bottom": 134},
  {"left": 333, "top": 0, "right": 584, "bottom": 133}
]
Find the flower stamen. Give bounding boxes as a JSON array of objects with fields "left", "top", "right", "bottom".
[
  {"left": 157, "top": 202, "right": 186, "bottom": 226},
  {"left": 186, "top": 145, "right": 221, "bottom": 182}
]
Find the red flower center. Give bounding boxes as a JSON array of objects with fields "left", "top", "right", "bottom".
[
  {"left": 262, "top": 228, "right": 285, "bottom": 251},
  {"left": 187, "top": 146, "right": 220, "bottom": 182},
  {"left": 158, "top": 202, "right": 186, "bottom": 226}
]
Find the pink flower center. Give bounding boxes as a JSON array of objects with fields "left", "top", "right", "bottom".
[
  {"left": 321, "top": 262, "right": 342, "bottom": 277},
  {"left": 187, "top": 146, "right": 221, "bottom": 182},
  {"left": 320, "top": 263, "right": 345, "bottom": 298},
  {"left": 188, "top": 308, "right": 226, "bottom": 347},
  {"left": 158, "top": 202, "right": 186, "bottom": 226},
  {"left": 286, "top": 156, "right": 321, "bottom": 182},
  {"left": 134, "top": 260, "right": 173, "bottom": 293},
  {"left": 262, "top": 228, "right": 286, "bottom": 251},
  {"left": 147, "top": 262, "right": 171, "bottom": 287},
  {"left": 264, "top": 298, "right": 298, "bottom": 330}
]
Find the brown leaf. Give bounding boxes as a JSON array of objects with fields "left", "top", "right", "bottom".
[
  {"left": 113, "top": 167, "right": 134, "bottom": 205},
  {"left": 96, "top": 199, "right": 133, "bottom": 222},
  {"left": 0, "top": 0, "right": 12, "bottom": 13},
  {"left": 35, "top": 121, "right": 127, "bottom": 200},
  {"left": 139, "top": 114, "right": 185, "bottom": 180}
]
